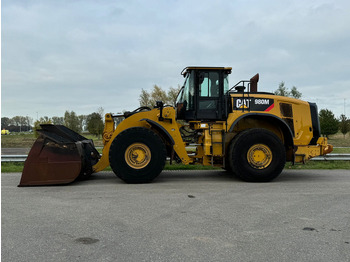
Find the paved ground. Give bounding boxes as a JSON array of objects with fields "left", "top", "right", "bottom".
[
  {"left": 2, "top": 170, "right": 350, "bottom": 262},
  {"left": 1, "top": 148, "right": 30, "bottom": 155}
]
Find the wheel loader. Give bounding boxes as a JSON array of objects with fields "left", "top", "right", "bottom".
[{"left": 19, "top": 66, "right": 333, "bottom": 186}]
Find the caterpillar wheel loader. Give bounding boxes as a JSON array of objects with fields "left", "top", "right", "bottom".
[{"left": 19, "top": 67, "right": 333, "bottom": 186}]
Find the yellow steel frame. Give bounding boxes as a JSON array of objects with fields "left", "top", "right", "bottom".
[
  {"left": 92, "top": 107, "right": 190, "bottom": 172},
  {"left": 227, "top": 93, "right": 333, "bottom": 163},
  {"left": 294, "top": 137, "right": 333, "bottom": 163},
  {"left": 92, "top": 93, "right": 332, "bottom": 172}
]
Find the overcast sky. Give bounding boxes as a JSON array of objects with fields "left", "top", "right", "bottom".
[{"left": 2, "top": 0, "right": 350, "bottom": 121}]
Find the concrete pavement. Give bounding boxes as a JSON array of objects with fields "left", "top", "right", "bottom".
[{"left": 2, "top": 170, "right": 350, "bottom": 261}]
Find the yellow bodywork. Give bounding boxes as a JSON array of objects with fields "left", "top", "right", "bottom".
[
  {"left": 227, "top": 93, "right": 333, "bottom": 163},
  {"left": 93, "top": 107, "right": 190, "bottom": 172},
  {"left": 93, "top": 93, "right": 332, "bottom": 172}
]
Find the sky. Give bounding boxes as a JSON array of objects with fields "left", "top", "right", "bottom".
[{"left": 2, "top": 0, "right": 350, "bottom": 122}]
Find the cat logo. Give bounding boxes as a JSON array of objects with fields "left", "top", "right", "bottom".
[
  {"left": 236, "top": 98, "right": 251, "bottom": 109},
  {"left": 234, "top": 97, "right": 275, "bottom": 111}
]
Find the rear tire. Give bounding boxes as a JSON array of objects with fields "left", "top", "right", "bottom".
[
  {"left": 229, "top": 128, "right": 286, "bottom": 182},
  {"left": 109, "top": 127, "right": 166, "bottom": 183}
]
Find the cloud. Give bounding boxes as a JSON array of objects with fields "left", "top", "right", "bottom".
[{"left": 2, "top": 0, "right": 350, "bottom": 119}]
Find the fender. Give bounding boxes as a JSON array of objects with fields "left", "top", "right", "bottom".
[
  {"left": 229, "top": 113, "right": 294, "bottom": 148},
  {"left": 140, "top": 118, "right": 175, "bottom": 145}
]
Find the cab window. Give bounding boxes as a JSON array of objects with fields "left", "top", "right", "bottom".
[
  {"left": 223, "top": 74, "right": 229, "bottom": 94},
  {"left": 199, "top": 72, "right": 220, "bottom": 97},
  {"left": 176, "top": 72, "right": 195, "bottom": 111}
]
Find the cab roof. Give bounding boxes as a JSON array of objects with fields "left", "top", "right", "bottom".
[{"left": 181, "top": 66, "right": 232, "bottom": 76}]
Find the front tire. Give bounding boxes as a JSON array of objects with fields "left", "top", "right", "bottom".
[
  {"left": 229, "top": 128, "right": 286, "bottom": 182},
  {"left": 109, "top": 127, "right": 166, "bottom": 183}
]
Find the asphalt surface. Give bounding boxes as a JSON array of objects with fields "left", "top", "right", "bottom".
[
  {"left": 2, "top": 170, "right": 350, "bottom": 262},
  {"left": 1, "top": 148, "right": 30, "bottom": 155}
]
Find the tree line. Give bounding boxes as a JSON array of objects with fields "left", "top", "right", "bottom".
[
  {"left": 2, "top": 82, "right": 349, "bottom": 139},
  {"left": 1, "top": 108, "right": 105, "bottom": 137},
  {"left": 319, "top": 110, "right": 349, "bottom": 138},
  {"left": 1, "top": 116, "right": 33, "bottom": 132},
  {"left": 274, "top": 81, "right": 302, "bottom": 99},
  {"left": 274, "top": 81, "right": 349, "bottom": 138},
  {"left": 139, "top": 85, "right": 180, "bottom": 107}
]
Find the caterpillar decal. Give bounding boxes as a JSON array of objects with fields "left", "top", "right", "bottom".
[{"left": 234, "top": 97, "right": 274, "bottom": 112}]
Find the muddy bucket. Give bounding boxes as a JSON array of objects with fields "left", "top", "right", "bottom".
[{"left": 19, "top": 124, "right": 100, "bottom": 186}]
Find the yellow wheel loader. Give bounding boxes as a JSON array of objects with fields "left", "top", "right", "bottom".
[{"left": 19, "top": 67, "right": 333, "bottom": 186}]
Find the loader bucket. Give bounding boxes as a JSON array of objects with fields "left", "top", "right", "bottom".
[{"left": 19, "top": 124, "right": 100, "bottom": 186}]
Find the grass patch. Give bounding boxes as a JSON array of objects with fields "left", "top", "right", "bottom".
[
  {"left": 328, "top": 132, "right": 350, "bottom": 147},
  {"left": 332, "top": 147, "right": 350, "bottom": 153},
  {"left": 2, "top": 131, "right": 349, "bottom": 149},
  {"left": 1, "top": 162, "right": 24, "bottom": 172},
  {"left": 1, "top": 162, "right": 220, "bottom": 173},
  {"left": 81, "top": 134, "right": 104, "bottom": 147},
  {"left": 286, "top": 161, "right": 350, "bottom": 169},
  {"left": 0, "top": 162, "right": 113, "bottom": 173},
  {"left": 1, "top": 133, "right": 36, "bottom": 148},
  {"left": 164, "top": 163, "right": 220, "bottom": 170},
  {"left": 2, "top": 161, "right": 349, "bottom": 173},
  {"left": 165, "top": 162, "right": 350, "bottom": 170},
  {"left": 1, "top": 132, "right": 103, "bottom": 148}
]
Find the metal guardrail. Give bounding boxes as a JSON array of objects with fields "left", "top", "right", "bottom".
[
  {"left": 2, "top": 155, "right": 28, "bottom": 162},
  {"left": 310, "top": 154, "right": 350, "bottom": 161},
  {"left": 2, "top": 154, "right": 350, "bottom": 162}
]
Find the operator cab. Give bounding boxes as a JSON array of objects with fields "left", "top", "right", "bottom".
[{"left": 176, "top": 67, "right": 232, "bottom": 121}]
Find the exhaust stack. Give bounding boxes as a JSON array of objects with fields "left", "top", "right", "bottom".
[{"left": 250, "top": 73, "right": 259, "bottom": 92}]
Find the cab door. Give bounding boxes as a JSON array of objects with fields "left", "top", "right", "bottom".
[{"left": 196, "top": 70, "right": 225, "bottom": 120}]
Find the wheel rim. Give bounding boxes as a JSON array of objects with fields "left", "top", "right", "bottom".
[
  {"left": 125, "top": 143, "right": 151, "bottom": 169},
  {"left": 247, "top": 144, "right": 272, "bottom": 169}
]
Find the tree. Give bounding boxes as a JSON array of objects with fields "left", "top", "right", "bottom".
[
  {"left": 139, "top": 89, "right": 152, "bottom": 108},
  {"left": 34, "top": 116, "right": 52, "bottom": 137},
  {"left": 97, "top": 107, "right": 104, "bottom": 119},
  {"left": 64, "top": 111, "right": 81, "bottom": 133},
  {"left": 10, "top": 116, "right": 29, "bottom": 132},
  {"left": 151, "top": 85, "right": 168, "bottom": 105},
  {"left": 139, "top": 85, "right": 181, "bottom": 107},
  {"left": 339, "top": 114, "right": 349, "bottom": 138},
  {"left": 274, "top": 82, "right": 289, "bottom": 97},
  {"left": 290, "top": 86, "right": 302, "bottom": 99},
  {"left": 78, "top": 115, "right": 87, "bottom": 131},
  {"left": 274, "top": 82, "right": 302, "bottom": 99},
  {"left": 12, "top": 116, "right": 21, "bottom": 131},
  {"left": 19, "top": 116, "right": 27, "bottom": 132},
  {"left": 167, "top": 86, "right": 181, "bottom": 106},
  {"left": 1, "top": 117, "right": 12, "bottom": 128},
  {"left": 319, "top": 109, "right": 339, "bottom": 138},
  {"left": 86, "top": 112, "right": 104, "bottom": 138},
  {"left": 52, "top": 116, "right": 64, "bottom": 125}
]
